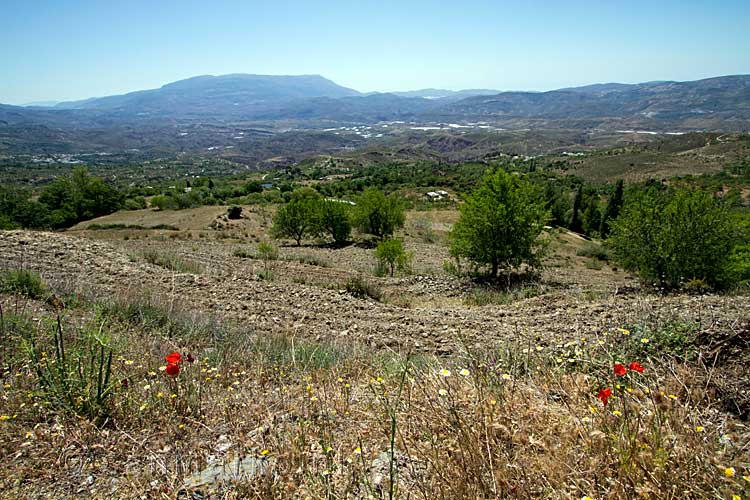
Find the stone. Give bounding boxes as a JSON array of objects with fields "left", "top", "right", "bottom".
[{"left": 182, "top": 456, "right": 274, "bottom": 494}]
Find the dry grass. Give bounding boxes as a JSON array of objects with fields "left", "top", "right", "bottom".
[{"left": 1, "top": 290, "right": 749, "bottom": 499}]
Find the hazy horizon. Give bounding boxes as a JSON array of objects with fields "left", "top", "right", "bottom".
[{"left": 2, "top": 0, "right": 750, "bottom": 105}]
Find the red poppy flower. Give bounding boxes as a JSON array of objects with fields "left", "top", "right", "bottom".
[
  {"left": 165, "top": 362, "right": 180, "bottom": 377},
  {"left": 597, "top": 387, "right": 612, "bottom": 406},
  {"left": 628, "top": 361, "right": 644, "bottom": 373},
  {"left": 165, "top": 352, "right": 182, "bottom": 364},
  {"left": 614, "top": 363, "right": 628, "bottom": 377}
]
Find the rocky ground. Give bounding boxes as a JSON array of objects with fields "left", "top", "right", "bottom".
[
  {"left": 2, "top": 222, "right": 750, "bottom": 499},
  {"left": 1, "top": 228, "right": 746, "bottom": 356}
]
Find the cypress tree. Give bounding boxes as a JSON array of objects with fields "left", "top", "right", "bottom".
[{"left": 599, "top": 179, "right": 624, "bottom": 238}]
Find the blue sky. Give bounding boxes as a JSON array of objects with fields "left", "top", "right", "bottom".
[{"left": 1, "top": 0, "right": 749, "bottom": 104}]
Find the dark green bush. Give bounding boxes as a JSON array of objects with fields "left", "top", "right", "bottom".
[{"left": 227, "top": 205, "right": 243, "bottom": 219}]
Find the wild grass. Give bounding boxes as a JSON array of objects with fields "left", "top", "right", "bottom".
[
  {"left": 142, "top": 249, "right": 204, "bottom": 274},
  {"left": 0, "top": 293, "right": 748, "bottom": 499},
  {"left": 576, "top": 242, "right": 610, "bottom": 261},
  {"left": 344, "top": 275, "right": 383, "bottom": 301},
  {"left": 0, "top": 269, "right": 47, "bottom": 299}
]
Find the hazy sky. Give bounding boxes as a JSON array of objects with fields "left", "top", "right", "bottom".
[{"left": 1, "top": 0, "right": 749, "bottom": 104}]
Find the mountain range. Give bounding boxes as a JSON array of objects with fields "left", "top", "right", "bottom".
[{"left": 1, "top": 73, "right": 749, "bottom": 156}]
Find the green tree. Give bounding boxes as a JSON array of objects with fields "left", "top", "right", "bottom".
[
  {"left": 375, "top": 239, "right": 413, "bottom": 277},
  {"left": 581, "top": 187, "right": 602, "bottom": 237},
  {"left": 541, "top": 181, "right": 570, "bottom": 227},
  {"left": 599, "top": 179, "right": 624, "bottom": 238},
  {"left": 244, "top": 180, "right": 263, "bottom": 194},
  {"left": 352, "top": 188, "right": 405, "bottom": 239},
  {"left": 271, "top": 188, "right": 322, "bottom": 246},
  {"left": 39, "top": 168, "right": 123, "bottom": 228},
  {"left": 568, "top": 184, "right": 583, "bottom": 233},
  {"left": 449, "top": 168, "right": 547, "bottom": 278},
  {"left": 0, "top": 185, "right": 50, "bottom": 229},
  {"left": 318, "top": 199, "right": 352, "bottom": 245},
  {"left": 609, "top": 189, "right": 736, "bottom": 289}
]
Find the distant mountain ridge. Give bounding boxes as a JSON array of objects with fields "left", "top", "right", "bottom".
[
  {"left": 2, "top": 73, "right": 750, "bottom": 156},
  {"left": 10, "top": 72, "right": 746, "bottom": 127},
  {"left": 438, "top": 75, "right": 750, "bottom": 125},
  {"left": 388, "top": 88, "right": 501, "bottom": 100},
  {"left": 52, "top": 74, "right": 362, "bottom": 118}
]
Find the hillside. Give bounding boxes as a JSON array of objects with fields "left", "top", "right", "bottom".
[{"left": 1, "top": 207, "right": 749, "bottom": 498}]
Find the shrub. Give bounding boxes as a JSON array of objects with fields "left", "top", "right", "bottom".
[
  {"left": 1, "top": 269, "right": 46, "bottom": 299},
  {"left": 577, "top": 243, "right": 609, "bottom": 261},
  {"left": 609, "top": 189, "right": 737, "bottom": 289},
  {"left": 123, "top": 196, "right": 147, "bottom": 211},
  {"left": 256, "top": 241, "right": 279, "bottom": 262},
  {"left": 375, "top": 239, "right": 413, "bottom": 277},
  {"left": 344, "top": 276, "right": 383, "bottom": 301},
  {"left": 725, "top": 244, "right": 750, "bottom": 287},
  {"left": 288, "top": 254, "right": 330, "bottom": 267},
  {"left": 412, "top": 218, "right": 437, "bottom": 243},
  {"left": 150, "top": 195, "right": 179, "bottom": 211},
  {"left": 142, "top": 250, "right": 203, "bottom": 274},
  {"left": 227, "top": 205, "right": 243, "bottom": 219}
]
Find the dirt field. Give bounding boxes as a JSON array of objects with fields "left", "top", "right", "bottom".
[{"left": 1, "top": 207, "right": 749, "bottom": 499}]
